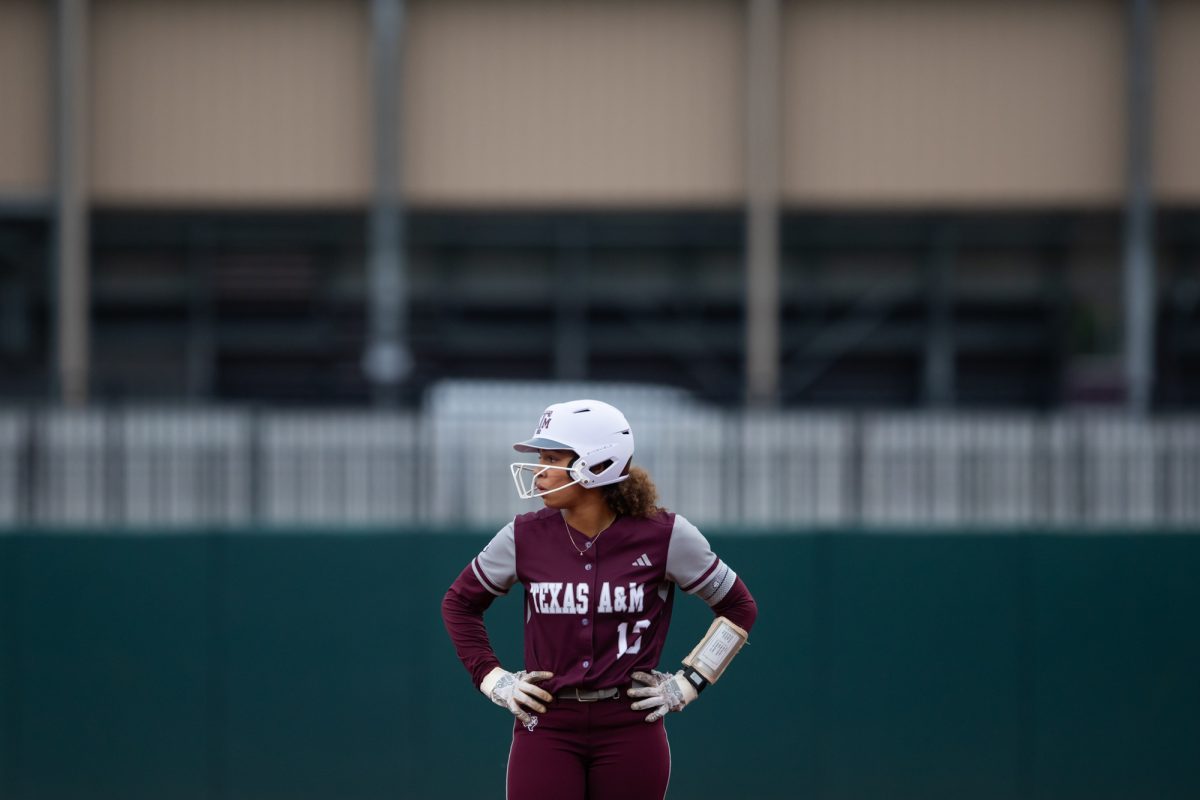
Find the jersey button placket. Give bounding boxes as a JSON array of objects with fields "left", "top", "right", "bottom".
[{"left": 583, "top": 547, "right": 596, "bottom": 671}]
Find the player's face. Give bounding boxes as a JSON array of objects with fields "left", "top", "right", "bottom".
[{"left": 534, "top": 449, "right": 585, "bottom": 507}]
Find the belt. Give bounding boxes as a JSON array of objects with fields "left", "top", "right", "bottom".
[{"left": 559, "top": 686, "right": 620, "bottom": 703}]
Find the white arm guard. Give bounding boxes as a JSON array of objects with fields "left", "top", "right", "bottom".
[{"left": 681, "top": 616, "right": 748, "bottom": 686}]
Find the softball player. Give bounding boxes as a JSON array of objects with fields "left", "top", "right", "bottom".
[{"left": 442, "top": 399, "right": 758, "bottom": 800}]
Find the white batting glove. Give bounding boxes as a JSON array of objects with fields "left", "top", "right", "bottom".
[
  {"left": 628, "top": 669, "right": 699, "bottom": 723},
  {"left": 479, "top": 667, "right": 555, "bottom": 730}
]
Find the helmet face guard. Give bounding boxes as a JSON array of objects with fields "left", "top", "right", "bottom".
[
  {"left": 509, "top": 400, "right": 634, "bottom": 501},
  {"left": 510, "top": 463, "right": 579, "bottom": 499},
  {"left": 509, "top": 454, "right": 631, "bottom": 499}
]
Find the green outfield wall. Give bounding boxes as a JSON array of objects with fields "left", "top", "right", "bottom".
[{"left": 1, "top": 530, "right": 1199, "bottom": 800}]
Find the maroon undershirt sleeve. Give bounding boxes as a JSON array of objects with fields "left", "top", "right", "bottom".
[
  {"left": 441, "top": 564, "right": 504, "bottom": 689},
  {"left": 709, "top": 576, "right": 757, "bottom": 633}
]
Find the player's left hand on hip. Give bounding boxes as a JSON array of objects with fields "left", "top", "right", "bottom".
[{"left": 628, "top": 669, "right": 698, "bottom": 723}]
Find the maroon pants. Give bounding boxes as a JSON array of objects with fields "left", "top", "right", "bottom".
[{"left": 506, "top": 689, "right": 671, "bottom": 800}]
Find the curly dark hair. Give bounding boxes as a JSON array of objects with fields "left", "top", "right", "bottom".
[{"left": 601, "top": 465, "right": 663, "bottom": 518}]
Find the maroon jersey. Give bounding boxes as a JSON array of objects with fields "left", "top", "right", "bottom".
[{"left": 451, "top": 507, "right": 740, "bottom": 693}]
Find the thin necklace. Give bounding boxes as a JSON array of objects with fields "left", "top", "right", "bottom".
[{"left": 563, "top": 512, "right": 617, "bottom": 556}]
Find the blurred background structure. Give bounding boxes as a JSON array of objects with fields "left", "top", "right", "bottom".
[
  {"left": 2, "top": 1, "right": 1200, "bottom": 799},
  {"left": 2, "top": 0, "right": 1199, "bottom": 410},
  {"left": 0, "top": 0, "right": 1198, "bottom": 526}
]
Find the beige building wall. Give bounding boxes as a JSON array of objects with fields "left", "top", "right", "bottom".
[
  {"left": 88, "top": 0, "right": 744, "bottom": 208},
  {"left": 91, "top": 0, "right": 372, "bottom": 207},
  {"left": 4, "top": 0, "right": 1197, "bottom": 208},
  {"left": 0, "top": 0, "right": 51, "bottom": 195},
  {"left": 403, "top": 0, "right": 744, "bottom": 207},
  {"left": 782, "top": 0, "right": 1126, "bottom": 207},
  {"left": 1157, "top": 0, "right": 1200, "bottom": 203}
]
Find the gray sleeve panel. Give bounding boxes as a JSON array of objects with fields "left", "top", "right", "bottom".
[
  {"left": 473, "top": 522, "right": 518, "bottom": 595},
  {"left": 666, "top": 514, "right": 718, "bottom": 590},
  {"left": 666, "top": 514, "right": 737, "bottom": 606}
]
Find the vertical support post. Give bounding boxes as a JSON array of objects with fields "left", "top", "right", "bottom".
[
  {"left": 745, "top": 0, "right": 782, "bottom": 407},
  {"left": 364, "top": 0, "right": 411, "bottom": 404},
  {"left": 554, "top": 222, "right": 588, "bottom": 381},
  {"left": 1124, "top": 0, "right": 1155, "bottom": 414},
  {"left": 54, "top": 0, "right": 89, "bottom": 406},
  {"left": 186, "top": 222, "right": 215, "bottom": 399},
  {"left": 923, "top": 225, "right": 955, "bottom": 407}
]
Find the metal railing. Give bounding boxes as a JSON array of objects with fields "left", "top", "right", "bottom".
[{"left": 2, "top": 382, "right": 1199, "bottom": 530}]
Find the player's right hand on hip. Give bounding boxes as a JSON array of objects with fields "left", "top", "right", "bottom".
[{"left": 479, "top": 667, "right": 554, "bottom": 727}]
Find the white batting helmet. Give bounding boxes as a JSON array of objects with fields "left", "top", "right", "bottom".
[{"left": 510, "top": 399, "right": 635, "bottom": 498}]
